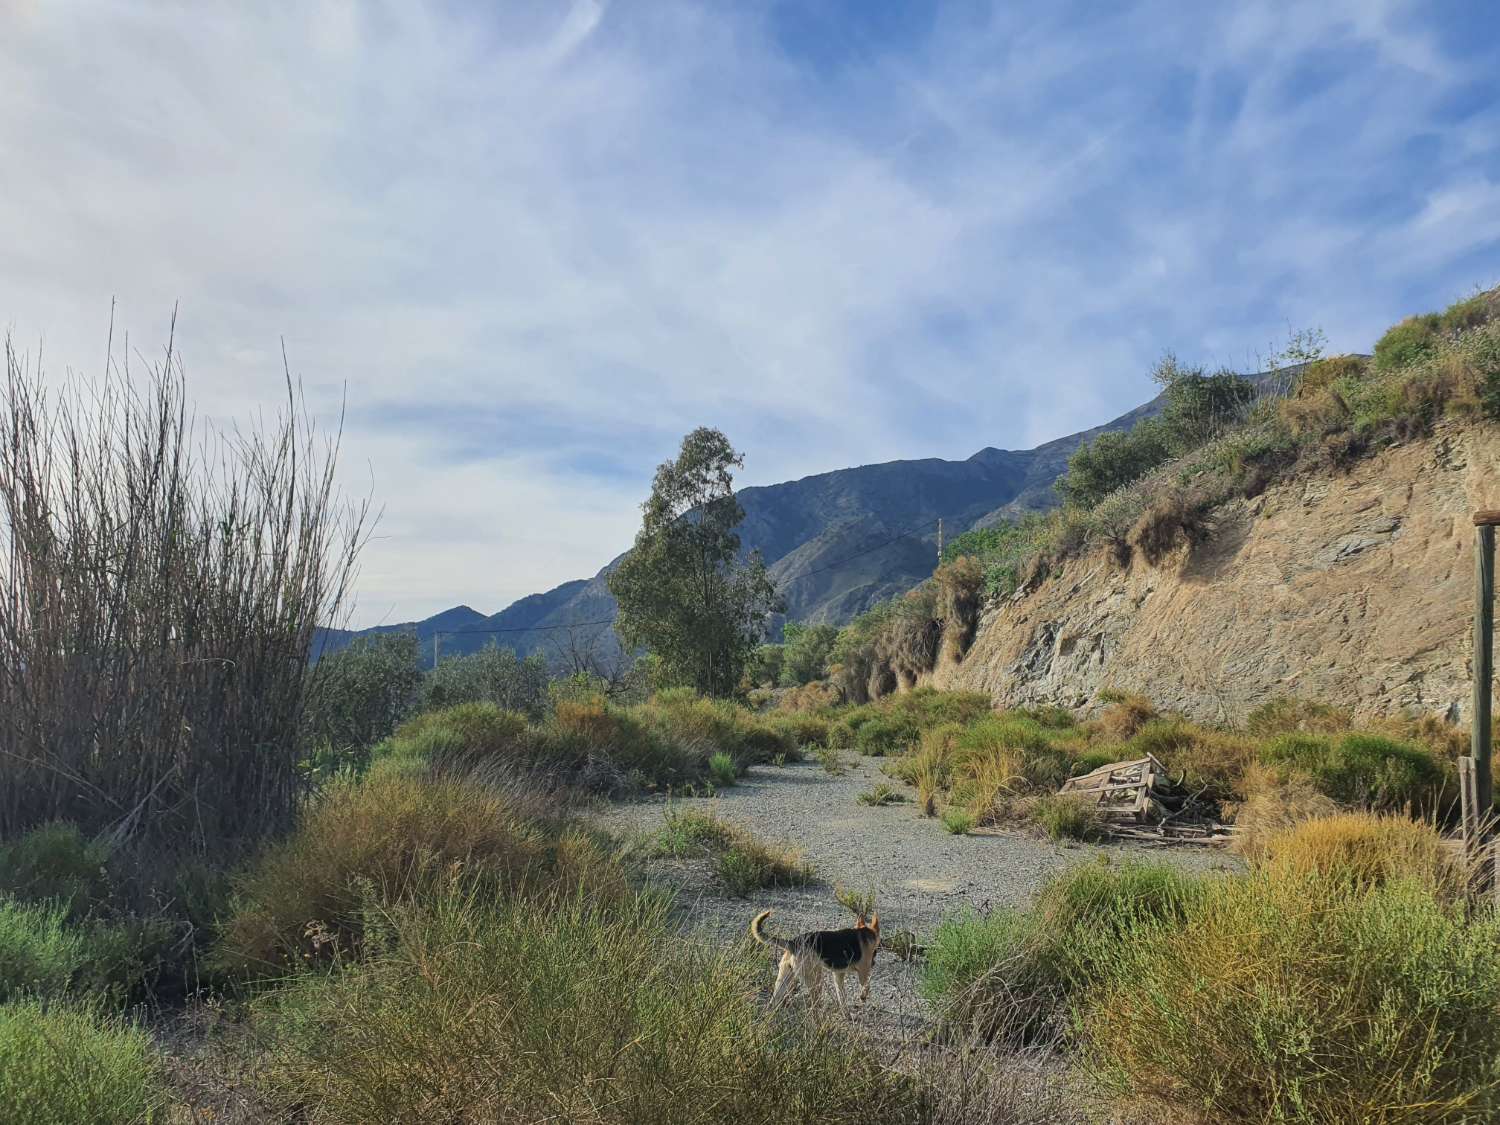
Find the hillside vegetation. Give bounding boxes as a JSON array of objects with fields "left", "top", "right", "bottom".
[{"left": 802, "top": 288, "right": 1500, "bottom": 705}]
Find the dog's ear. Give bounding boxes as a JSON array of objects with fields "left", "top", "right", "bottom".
[{"left": 870, "top": 910, "right": 879, "bottom": 933}]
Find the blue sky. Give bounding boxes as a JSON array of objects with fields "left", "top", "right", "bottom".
[{"left": 2, "top": 1, "right": 1497, "bottom": 625}]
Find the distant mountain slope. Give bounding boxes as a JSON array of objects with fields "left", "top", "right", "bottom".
[{"left": 324, "top": 366, "right": 1289, "bottom": 664}]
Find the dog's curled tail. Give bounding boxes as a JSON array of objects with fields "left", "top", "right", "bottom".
[{"left": 751, "top": 909, "right": 790, "bottom": 951}]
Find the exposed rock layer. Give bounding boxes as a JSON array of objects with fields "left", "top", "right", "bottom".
[{"left": 931, "top": 421, "right": 1499, "bottom": 724}]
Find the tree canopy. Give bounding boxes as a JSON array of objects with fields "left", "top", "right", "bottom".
[{"left": 608, "top": 428, "right": 783, "bottom": 697}]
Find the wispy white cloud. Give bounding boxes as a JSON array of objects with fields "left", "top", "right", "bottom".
[{"left": 1, "top": 0, "right": 1496, "bottom": 624}]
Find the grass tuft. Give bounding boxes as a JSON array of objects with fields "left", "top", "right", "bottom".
[
  {"left": 656, "top": 807, "right": 813, "bottom": 897},
  {"left": 940, "top": 809, "right": 975, "bottom": 835}
]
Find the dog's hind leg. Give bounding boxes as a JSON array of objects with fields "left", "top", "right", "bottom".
[
  {"left": 803, "top": 961, "right": 825, "bottom": 1009},
  {"left": 770, "top": 953, "right": 796, "bottom": 1007}
]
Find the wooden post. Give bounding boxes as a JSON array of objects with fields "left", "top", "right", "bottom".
[
  {"left": 1476, "top": 511, "right": 1498, "bottom": 821},
  {"left": 1460, "top": 755, "right": 1477, "bottom": 862},
  {"left": 433, "top": 630, "right": 442, "bottom": 670}
]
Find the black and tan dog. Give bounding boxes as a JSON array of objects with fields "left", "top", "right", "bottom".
[{"left": 751, "top": 909, "right": 879, "bottom": 1016}]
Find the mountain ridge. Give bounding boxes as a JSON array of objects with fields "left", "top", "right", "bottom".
[{"left": 321, "top": 370, "right": 1267, "bottom": 664}]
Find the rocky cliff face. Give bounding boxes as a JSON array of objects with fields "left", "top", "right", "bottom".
[{"left": 931, "top": 420, "right": 1499, "bottom": 725}]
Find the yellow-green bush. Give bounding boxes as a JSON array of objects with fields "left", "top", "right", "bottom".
[
  {"left": 254, "top": 891, "right": 913, "bottom": 1124},
  {"left": 214, "top": 773, "right": 625, "bottom": 973},
  {"left": 0, "top": 1001, "right": 165, "bottom": 1124},
  {"left": 1084, "top": 868, "right": 1500, "bottom": 1123}
]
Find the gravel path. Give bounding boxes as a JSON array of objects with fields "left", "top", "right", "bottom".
[{"left": 592, "top": 752, "right": 1234, "bottom": 1036}]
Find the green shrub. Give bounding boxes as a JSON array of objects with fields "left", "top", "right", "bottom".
[
  {"left": 853, "top": 712, "right": 922, "bottom": 756},
  {"left": 0, "top": 1001, "right": 165, "bottom": 1125},
  {"left": 745, "top": 642, "right": 785, "bottom": 688},
  {"left": 1084, "top": 871, "right": 1500, "bottom": 1122},
  {"left": 1011, "top": 704, "right": 1076, "bottom": 730},
  {"left": 389, "top": 702, "right": 534, "bottom": 765},
  {"left": 1466, "top": 329, "right": 1500, "bottom": 421},
  {"left": 715, "top": 841, "right": 813, "bottom": 898},
  {"left": 1262, "top": 731, "right": 1450, "bottom": 812},
  {"left": 303, "top": 632, "right": 424, "bottom": 770},
  {"left": 766, "top": 712, "right": 829, "bottom": 751},
  {"left": 708, "top": 752, "right": 738, "bottom": 788},
  {"left": 254, "top": 891, "right": 914, "bottom": 1123},
  {"left": 0, "top": 823, "right": 109, "bottom": 917},
  {"left": 638, "top": 690, "right": 794, "bottom": 769},
  {"left": 656, "top": 807, "right": 736, "bottom": 856},
  {"left": 1440, "top": 290, "right": 1499, "bottom": 334},
  {"left": 1374, "top": 313, "right": 1441, "bottom": 371},
  {"left": 1057, "top": 421, "right": 1173, "bottom": 509},
  {"left": 0, "top": 898, "right": 160, "bottom": 1003},
  {"left": 923, "top": 861, "right": 1206, "bottom": 1045},
  {"left": 818, "top": 746, "right": 848, "bottom": 776},
  {"left": 418, "top": 646, "right": 550, "bottom": 718},
  {"left": 779, "top": 622, "right": 839, "bottom": 686},
  {"left": 1068, "top": 749, "right": 1117, "bottom": 776}
]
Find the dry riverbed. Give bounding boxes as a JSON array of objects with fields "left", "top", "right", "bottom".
[{"left": 592, "top": 751, "right": 1235, "bottom": 1037}]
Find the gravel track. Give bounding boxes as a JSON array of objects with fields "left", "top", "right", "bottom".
[{"left": 591, "top": 752, "right": 1233, "bottom": 1035}]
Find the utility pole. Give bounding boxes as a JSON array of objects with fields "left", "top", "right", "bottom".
[
  {"left": 433, "top": 630, "right": 441, "bottom": 670},
  {"left": 1475, "top": 509, "right": 1498, "bottom": 818},
  {"left": 936, "top": 518, "right": 944, "bottom": 570}
]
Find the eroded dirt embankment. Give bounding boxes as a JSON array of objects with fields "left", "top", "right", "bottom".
[{"left": 930, "top": 421, "right": 1500, "bottom": 725}]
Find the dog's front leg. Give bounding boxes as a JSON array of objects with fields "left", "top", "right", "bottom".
[{"left": 833, "top": 972, "right": 851, "bottom": 1019}]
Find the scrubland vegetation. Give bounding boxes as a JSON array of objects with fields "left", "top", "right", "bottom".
[{"left": 6, "top": 286, "right": 1500, "bottom": 1124}]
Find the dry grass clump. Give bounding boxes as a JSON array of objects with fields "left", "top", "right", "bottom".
[
  {"left": 776, "top": 681, "right": 840, "bottom": 712},
  {"left": 889, "top": 713, "right": 1071, "bottom": 825},
  {"left": 1030, "top": 794, "right": 1107, "bottom": 842},
  {"left": 1246, "top": 696, "right": 1354, "bottom": 736},
  {"left": 1229, "top": 769, "right": 1341, "bottom": 859},
  {"left": 1093, "top": 692, "right": 1158, "bottom": 740},
  {"left": 1255, "top": 812, "right": 1461, "bottom": 896},
  {"left": 214, "top": 773, "right": 624, "bottom": 973},
  {"left": 935, "top": 556, "right": 985, "bottom": 660},
  {"left": 1129, "top": 483, "right": 1216, "bottom": 566}
]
